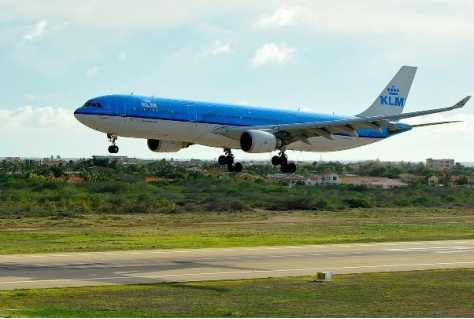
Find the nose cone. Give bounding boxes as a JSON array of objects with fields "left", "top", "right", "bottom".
[
  {"left": 74, "top": 107, "right": 80, "bottom": 119},
  {"left": 74, "top": 107, "right": 87, "bottom": 125}
]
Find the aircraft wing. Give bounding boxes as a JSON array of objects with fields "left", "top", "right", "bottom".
[{"left": 213, "top": 96, "right": 470, "bottom": 144}]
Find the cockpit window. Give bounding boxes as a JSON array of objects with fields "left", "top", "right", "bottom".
[{"left": 83, "top": 102, "right": 102, "bottom": 108}]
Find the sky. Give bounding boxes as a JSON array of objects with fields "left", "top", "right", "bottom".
[{"left": 1, "top": 0, "right": 474, "bottom": 163}]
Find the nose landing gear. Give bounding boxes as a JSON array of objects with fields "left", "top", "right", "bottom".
[
  {"left": 107, "top": 134, "right": 119, "bottom": 154},
  {"left": 218, "top": 149, "right": 243, "bottom": 172}
]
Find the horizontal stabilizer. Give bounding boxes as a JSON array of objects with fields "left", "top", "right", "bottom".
[{"left": 409, "top": 120, "right": 462, "bottom": 128}]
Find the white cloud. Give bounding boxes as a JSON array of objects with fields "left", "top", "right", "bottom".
[
  {"left": 118, "top": 52, "right": 127, "bottom": 60},
  {"left": 200, "top": 40, "right": 232, "bottom": 57},
  {"left": 20, "top": 20, "right": 48, "bottom": 46},
  {"left": 86, "top": 66, "right": 100, "bottom": 77},
  {"left": 0, "top": 105, "right": 105, "bottom": 157},
  {"left": 0, "top": 106, "right": 77, "bottom": 133},
  {"left": 251, "top": 43, "right": 295, "bottom": 67},
  {"left": 255, "top": 6, "right": 299, "bottom": 28}
]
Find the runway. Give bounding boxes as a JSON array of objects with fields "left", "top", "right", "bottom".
[{"left": 1, "top": 239, "right": 473, "bottom": 290}]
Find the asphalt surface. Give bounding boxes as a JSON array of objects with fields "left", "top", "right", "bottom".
[{"left": 1, "top": 239, "right": 473, "bottom": 290}]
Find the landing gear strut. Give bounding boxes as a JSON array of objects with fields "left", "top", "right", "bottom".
[
  {"left": 107, "top": 133, "right": 119, "bottom": 154},
  {"left": 218, "top": 149, "right": 242, "bottom": 173},
  {"left": 272, "top": 151, "right": 296, "bottom": 173}
]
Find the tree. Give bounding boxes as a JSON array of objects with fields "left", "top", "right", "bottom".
[{"left": 456, "top": 175, "right": 469, "bottom": 186}]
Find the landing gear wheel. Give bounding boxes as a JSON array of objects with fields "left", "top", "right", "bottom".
[
  {"left": 227, "top": 164, "right": 235, "bottom": 172},
  {"left": 225, "top": 156, "right": 234, "bottom": 165},
  {"left": 288, "top": 163, "right": 297, "bottom": 173},
  {"left": 234, "top": 162, "right": 243, "bottom": 173},
  {"left": 271, "top": 156, "right": 280, "bottom": 166},
  {"left": 218, "top": 155, "right": 227, "bottom": 165},
  {"left": 108, "top": 145, "right": 119, "bottom": 153}
]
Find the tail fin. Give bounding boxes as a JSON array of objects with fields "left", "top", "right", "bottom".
[{"left": 357, "top": 66, "right": 417, "bottom": 118}]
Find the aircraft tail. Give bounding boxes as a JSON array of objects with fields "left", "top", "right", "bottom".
[{"left": 357, "top": 66, "right": 417, "bottom": 118}]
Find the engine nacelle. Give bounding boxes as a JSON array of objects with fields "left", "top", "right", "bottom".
[
  {"left": 147, "top": 139, "right": 190, "bottom": 153},
  {"left": 240, "top": 130, "right": 281, "bottom": 153}
]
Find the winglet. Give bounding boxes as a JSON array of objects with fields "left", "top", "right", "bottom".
[{"left": 452, "top": 96, "right": 471, "bottom": 109}]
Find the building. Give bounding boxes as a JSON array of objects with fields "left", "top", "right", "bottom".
[
  {"left": 360, "top": 178, "right": 408, "bottom": 188},
  {"left": 305, "top": 172, "right": 340, "bottom": 186},
  {"left": 428, "top": 175, "right": 439, "bottom": 187},
  {"left": 399, "top": 173, "right": 424, "bottom": 182},
  {"left": 266, "top": 174, "right": 306, "bottom": 186},
  {"left": 235, "top": 172, "right": 255, "bottom": 182},
  {"left": 5, "top": 157, "right": 23, "bottom": 163},
  {"left": 426, "top": 158, "right": 455, "bottom": 170},
  {"left": 339, "top": 176, "right": 407, "bottom": 188},
  {"left": 282, "top": 174, "right": 306, "bottom": 187},
  {"left": 41, "top": 159, "right": 68, "bottom": 167}
]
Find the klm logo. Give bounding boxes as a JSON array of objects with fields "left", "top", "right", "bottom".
[{"left": 380, "top": 85, "right": 404, "bottom": 107}]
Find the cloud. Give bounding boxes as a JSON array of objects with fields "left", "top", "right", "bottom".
[
  {"left": 251, "top": 43, "right": 295, "bottom": 67},
  {"left": 255, "top": 6, "right": 299, "bottom": 28},
  {"left": 0, "top": 106, "right": 77, "bottom": 133},
  {"left": 0, "top": 105, "right": 104, "bottom": 157},
  {"left": 302, "top": 1, "right": 474, "bottom": 41},
  {"left": 118, "top": 52, "right": 127, "bottom": 60},
  {"left": 86, "top": 66, "right": 100, "bottom": 77},
  {"left": 200, "top": 40, "right": 232, "bottom": 57},
  {"left": 20, "top": 20, "right": 48, "bottom": 46}
]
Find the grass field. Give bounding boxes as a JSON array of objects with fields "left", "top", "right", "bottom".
[
  {"left": 0, "top": 269, "right": 473, "bottom": 317},
  {"left": 1, "top": 208, "right": 473, "bottom": 317},
  {"left": 1, "top": 208, "right": 473, "bottom": 254}
]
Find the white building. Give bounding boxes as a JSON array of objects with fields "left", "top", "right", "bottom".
[{"left": 305, "top": 172, "right": 340, "bottom": 186}]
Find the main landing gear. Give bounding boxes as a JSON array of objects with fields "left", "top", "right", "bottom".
[
  {"left": 272, "top": 151, "right": 296, "bottom": 173},
  {"left": 107, "top": 133, "right": 119, "bottom": 154},
  {"left": 218, "top": 149, "right": 243, "bottom": 173}
]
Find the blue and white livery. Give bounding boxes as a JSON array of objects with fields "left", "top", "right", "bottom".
[{"left": 74, "top": 66, "right": 470, "bottom": 173}]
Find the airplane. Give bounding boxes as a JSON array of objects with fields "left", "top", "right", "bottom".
[{"left": 74, "top": 66, "right": 470, "bottom": 173}]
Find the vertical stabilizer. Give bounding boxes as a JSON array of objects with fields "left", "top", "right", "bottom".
[{"left": 357, "top": 66, "right": 417, "bottom": 118}]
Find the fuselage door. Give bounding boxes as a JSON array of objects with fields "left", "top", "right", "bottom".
[
  {"left": 115, "top": 99, "right": 126, "bottom": 117},
  {"left": 187, "top": 103, "right": 197, "bottom": 122}
]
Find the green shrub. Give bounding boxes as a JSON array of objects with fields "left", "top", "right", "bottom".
[{"left": 343, "top": 198, "right": 373, "bottom": 208}]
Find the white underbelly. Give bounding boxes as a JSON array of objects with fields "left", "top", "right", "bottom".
[
  {"left": 78, "top": 114, "right": 383, "bottom": 153},
  {"left": 287, "top": 135, "right": 383, "bottom": 152}
]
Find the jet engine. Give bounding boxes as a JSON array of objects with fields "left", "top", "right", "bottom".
[
  {"left": 147, "top": 139, "right": 190, "bottom": 152},
  {"left": 240, "top": 130, "right": 281, "bottom": 153}
]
